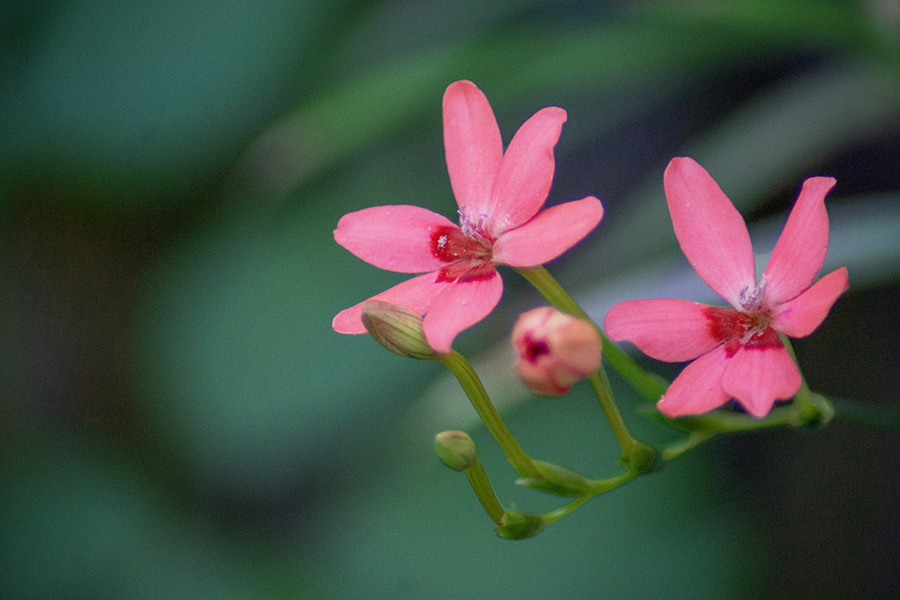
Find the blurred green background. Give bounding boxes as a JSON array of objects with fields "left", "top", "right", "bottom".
[{"left": 2, "top": 1, "right": 899, "bottom": 598}]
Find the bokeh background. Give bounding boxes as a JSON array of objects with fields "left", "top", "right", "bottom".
[{"left": 2, "top": 1, "right": 900, "bottom": 598}]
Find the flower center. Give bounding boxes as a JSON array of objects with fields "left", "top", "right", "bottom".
[
  {"left": 430, "top": 225, "right": 494, "bottom": 283},
  {"left": 703, "top": 305, "right": 778, "bottom": 358},
  {"left": 523, "top": 335, "right": 550, "bottom": 363}
]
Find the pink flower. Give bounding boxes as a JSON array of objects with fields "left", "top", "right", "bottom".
[
  {"left": 512, "top": 307, "right": 602, "bottom": 396},
  {"left": 604, "top": 157, "right": 849, "bottom": 418},
  {"left": 332, "top": 80, "right": 604, "bottom": 353}
]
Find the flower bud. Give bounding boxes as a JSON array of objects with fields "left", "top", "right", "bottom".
[
  {"left": 434, "top": 430, "right": 477, "bottom": 471},
  {"left": 495, "top": 511, "right": 546, "bottom": 540},
  {"left": 511, "top": 307, "right": 602, "bottom": 396},
  {"left": 361, "top": 300, "right": 437, "bottom": 359}
]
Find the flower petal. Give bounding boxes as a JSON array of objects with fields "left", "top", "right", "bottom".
[
  {"left": 656, "top": 345, "right": 731, "bottom": 417},
  {"left": 771, "top": 266, "right": 849, "bottom": 338},
  {"left": 722, "top": 340, "right": 801, "bottom": 418},
  {"left": 334, "top": 205, "right": 456, "bottom": 273},
  {"left": 443, "top": 81, "right": 503, "bottom": 217},
  {"left": 665, "top": 157, "right": 756, "bottom": 309},
  {"left": 762, "top": 176, "right": 836, "bottom": 306},
  {"left": 487, "top": 106, "right": 567, "bottom": 235},
  {"left": 422, "top": 271, "right": 503, "bottom": 353},
  {"left": 492, "top": 196, "right": 603, "bottom": 267},
  {"left": 332, "top": 272, "right": 446, "bottom": 334},
  {"left": 604, "top": 299, "right": 724, "bottom": 362}
]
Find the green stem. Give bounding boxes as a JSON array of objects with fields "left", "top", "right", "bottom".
[
  {"left": 660, "top": 430, "right": 716, "bottom": 461},
  {"left": 464, "top": 457, "right": 506, "bottom": 524},
  {"left": 666, "top": 404, "right": 798, "bottom": 434},
  {"left": 515, "top": 266, "right": 667, "bottom": 401},
  {"left": 434, "top": 350, "right": 541, "bottom": 479},
  {"left": 588, "top": 370, "right": 637, "bottom": 456},
  {"left": 541, "top": 469, "right": 638, "bottom": 524}
]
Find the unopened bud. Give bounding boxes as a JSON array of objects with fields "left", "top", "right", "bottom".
[
  {"left": 511, "top": 307, "right": 602, "bottom": 396},
  {"left": 434, "top": 430, "right": 477, "bottom": 471},
  {"left": 361, "top": 301, "right": 437, "bottom": 359},
  {"left": 496, "top": 511, "right": 546, "bottom": 540}
]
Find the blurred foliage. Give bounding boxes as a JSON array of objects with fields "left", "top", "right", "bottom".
[{"left": 2, "top": 0, "right": 900, "bottom": 599}]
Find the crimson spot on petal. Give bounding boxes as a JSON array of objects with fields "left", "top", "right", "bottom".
[
  {"left": 430, "top": 225, "right": 490, "bottom": 263},
  {"left": 524, "top": 336, "right": 549, "bottom": 363},
  {"left": 743, "top": 326, "right": 783, "bottom": 351},
  {"left": 723, "top": 338, "right": 743, "bottom": 358},
  {"left": 703, "top": 306, "right": 753, "bottom": 343},
  {"left": 436, "top": 260, "right": 496, "bottom": 283}
]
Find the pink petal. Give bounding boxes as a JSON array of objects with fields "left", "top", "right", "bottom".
[
  {"left": 422, "top": 271, "right": 504, "bottom": 353},
  {"left": 443, "top": 81, "right": 503, "bottom": 218},
  {"left": 722, "top": 341, "right": 801, "bottom": 418},
  {"left": 604, "top": 299, "right": 724, "bottom": 362},
  {"left": 492, "top": 196, "right": 603, "bottom": 267},
  {"left": 487, "top": 106, "right": 567, "bottom": 235},
  {"left": 332, "top": 272, "right": 446, "bottom": 334},
  {"left": 657, "top": 345, "right": 731, "bottom": 417},
  {"left": 665, "top": 157, "right": 757, "bottom": 309},
  {"left": 334, "top": 205, "right": 457, "bottom": 273},
  {"left": 771, "top": 266, "right": 849, "bottom": 338},
  {"left": 762, "top": 176, "right": 836, "bottom": 306}
]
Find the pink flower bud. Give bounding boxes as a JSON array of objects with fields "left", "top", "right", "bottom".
[{"left": 511, "top": 307, "right": 602, "bottom": 396}]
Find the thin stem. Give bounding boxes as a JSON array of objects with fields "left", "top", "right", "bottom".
[
  {"left": 434, "top": 351, "right": 541, "bottom": 479},
  {"left": 515, "top": 266, "right": 667, "bottom": 401},
  {"left": 665, "top": 405, "right": 798, "bottom": 434},
  {"left": 541, "top": 495, "right": 592, "bottom": 524},
  {"left": 660, "top": 431, "right": 716, "bottom": 461},
  {"left": 464, "top": 457, "right": 506, "bottom": 523},
  {"left": 588, "top": 370, "right": 637, "bottom": 455},
  {"left": 541, "top": 469, "right": 638, "bottom": 524}
]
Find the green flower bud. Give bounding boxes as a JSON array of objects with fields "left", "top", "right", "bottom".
[
  {"left": 434, "top": 430, "right": 477, "bottom": 471},
  {"left": 361, "top": 301, "right": 437, "bottom": 359},
  {"left": 496, "top": 511, "right": 546, "bottom": 540}
]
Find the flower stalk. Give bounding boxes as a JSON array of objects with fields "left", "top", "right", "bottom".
[
  {"left": 464, "top": 457, "right": 506, "bottom": 524},
  {"left": 433, "top": 350, "right": 541, "bottom": 480}
]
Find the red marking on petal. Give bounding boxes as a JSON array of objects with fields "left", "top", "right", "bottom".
[
  {"left": 436, "top": 260, "right": 496, "bottom": 283},
  {"left": 430, "top": 225, "right": 491, "bottom": 263},
  {"left": 524, "top": 335, "right": 550, "bottom": 363},
  {"left": 723, "top": 338, "right": 742, "bottom": 358},
  {"left": 430, "top": 225, "right": 495, "bottom": 283},
  {"left": 743, "top": 326, "right": 782, "bottom": 350},
  {"left": 459, "top": 261, "right": 496, "bottom": 282},
  {"left": 703, "top": 306, "right": 752, "bottom": 342},
  {"left": 705, "top": 306, "right": 778, "bottom": 357}
]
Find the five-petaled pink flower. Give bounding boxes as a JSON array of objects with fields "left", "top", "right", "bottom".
[
  {"left": 332, "top": 80, "right": 604, "bottom": 353},
  {"left": 604, "top": 157, "right": 849, "bottom": 418}
]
